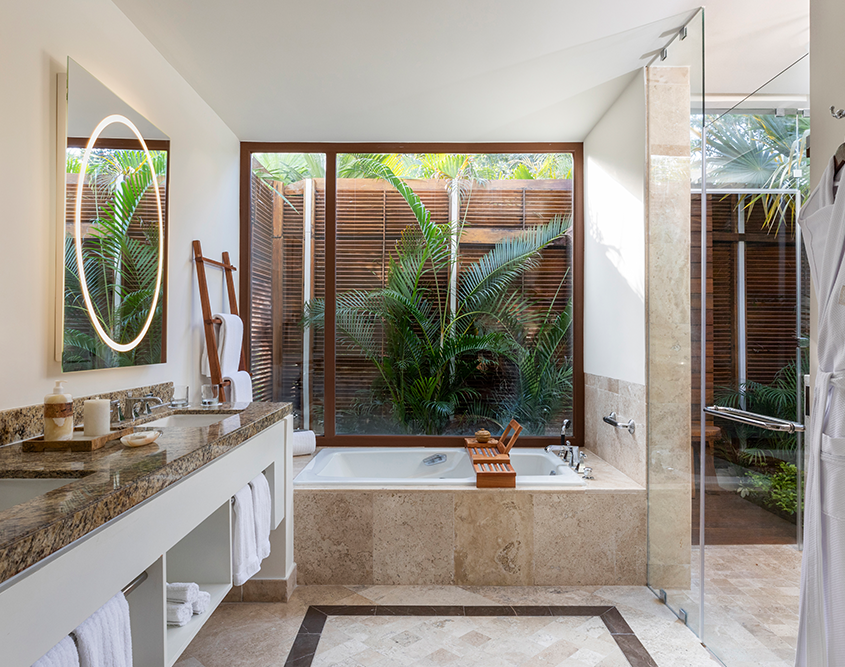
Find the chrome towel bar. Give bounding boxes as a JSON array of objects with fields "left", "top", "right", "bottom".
[
  {"left": 603, "top": 412, "right": 635, "bottom": 435},
  {"left": 703, "top": 405, "right": 804, "bottom": 433},
  {"left": 121, "top": 570, "right": 148, "bottom": 597}
]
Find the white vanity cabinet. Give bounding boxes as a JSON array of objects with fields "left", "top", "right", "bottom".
[{"left": 0, "top": 414, "right": 294, "bottom": 667}]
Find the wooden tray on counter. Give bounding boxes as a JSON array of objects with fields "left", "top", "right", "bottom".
[{"left": 22, "top": 426, "right": 133, "bottom": 452}]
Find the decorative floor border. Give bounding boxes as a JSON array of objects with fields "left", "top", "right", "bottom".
[{"left": 284, "top": 604, "right": 659, "bottom": 667}]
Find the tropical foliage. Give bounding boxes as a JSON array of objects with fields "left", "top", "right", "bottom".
[
  {"left": 63, "top": 148, "right": 166, "bottom": 370},
  {"left": 692, "top": 113, "right": 810, "bottom": 234},
  {"left": 300, "top": 156, "right": 572, "bottom": 435}
]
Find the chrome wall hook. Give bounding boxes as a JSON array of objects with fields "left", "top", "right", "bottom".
[
  {"left": 602, "top": 412, "right": 636, "bottom": 435},
  {"left": 830, "top": 106, "right": 845, "bottom": 120}
]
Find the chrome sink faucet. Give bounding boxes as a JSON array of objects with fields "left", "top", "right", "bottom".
[{"left": 127, "top": 394, "right": 166, "bottom": 419}]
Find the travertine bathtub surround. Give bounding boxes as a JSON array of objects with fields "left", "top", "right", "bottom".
[
  {"left": 645, "top": 65, "right": 692, "bottom": 590},
  {"left": 584, "top": 373, "right": 647, "bottom": 486},
  {"left": 294, "top": 453, "right": 646, "bottom": 587},
  {"left": 0, "top": 381, "right": 173, "bottom": 447}
]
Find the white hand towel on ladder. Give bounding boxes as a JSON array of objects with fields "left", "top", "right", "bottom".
[
  {"left": 33, "top": 636, "right": 80, "bottom": 667},
  {"left": 232, "top": 485, "right": 260, "bottom": 586},
  {"left": 224, "top": 370, "right": 253, "bottom": 403},
  {"left": 200, "top": 313, "right": 243, "bottom": 378},
  {"left": 73, "top": 592, "right": 133, "bottom": 667},
  {"left": 249, "top": 473, "right": 272, "bottom": 561}
]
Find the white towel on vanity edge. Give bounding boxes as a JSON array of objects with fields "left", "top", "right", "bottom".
[
  {"left": 224, "top": 370, "right": 253, "bottom": 403},
  {"left": 249, "top": 472, "right": 272, "bottom": 561},
  {"left": 166, "top": 602, "right": 193, "bottom": 627},
  {"left": 200, "top": 313, "right": 244, "bottom": 378},
  {"left": 292, "top": 430, "right": 316, "bottom": 456},
  {"left": 72, "top": 592, "right": 132, "bottom": 667},
  {"left": 192, "top": 590, "right": 212, "bottom": 615},
  {"left": 232, "top": 485, "right": 260, "bottom": 586},
  {"left": 33, "top": 635, "right": 80, "bottom": 667},
  {"left": 166, "top": 582, "right": 199, "bottom": 605}
]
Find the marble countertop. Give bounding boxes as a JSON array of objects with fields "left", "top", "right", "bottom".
[{"left": 0, "top": 401, "right": 291, "bottom": 587}]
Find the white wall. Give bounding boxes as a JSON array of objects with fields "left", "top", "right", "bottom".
[
  {"left": 0, "top": 0, "right": 240, "bottom": 410},
  {"left": 583, "top": 71, "right": 646, "bottom": 384}
]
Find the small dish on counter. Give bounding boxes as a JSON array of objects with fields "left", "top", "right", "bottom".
[{"left": 121, "top": 431, "right": 161, "bottom": 448}]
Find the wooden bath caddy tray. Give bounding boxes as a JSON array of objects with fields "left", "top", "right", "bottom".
[
  {"left": 473, "top": 461, "right": 516, "bottom": 488},
  {"left": 466, "top": 419, "right": 523, "bottom": 487},
  {"left": 22, "top": 426, "right": 133, "bottom": 452}
]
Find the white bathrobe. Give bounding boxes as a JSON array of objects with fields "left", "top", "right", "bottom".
[{"left": 796, "top": 155, "right": 845, "bottom": 666}]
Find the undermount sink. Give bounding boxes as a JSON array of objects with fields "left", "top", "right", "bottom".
[
  {"left": 0, "top": 478, "right": 78, "bottom": 513},
  {"left": 141, "top": 414, "right": 230, "bottom": 428}
]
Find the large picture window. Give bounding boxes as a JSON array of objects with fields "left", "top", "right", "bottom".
[{"left": 242, "top": 144, "right": 583, "bottom": 445}]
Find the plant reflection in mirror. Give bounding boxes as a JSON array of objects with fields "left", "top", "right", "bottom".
[{"left": 63, "top": 148, "right": 166, "bottom": 370}]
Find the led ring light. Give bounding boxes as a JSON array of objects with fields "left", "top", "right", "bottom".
[{"left": 73, "top": 114, "right": 164, "bottom": 353}]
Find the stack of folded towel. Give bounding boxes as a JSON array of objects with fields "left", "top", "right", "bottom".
[
  {"left": 34, "top": 592, "right": 132, "bottom": 667},
  {"left": 232, "top": 472, "right": 272, "bottom": 586},
  {"left": 166, "top": 582, "right": 212, "bottom": 627}
]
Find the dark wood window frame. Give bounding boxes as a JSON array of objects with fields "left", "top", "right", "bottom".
[{"left": 240, "top": 142, "right": 584, "bottom": 447}]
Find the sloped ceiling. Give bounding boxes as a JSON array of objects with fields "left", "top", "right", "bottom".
[{"left": 110, "top": 0, "right": 808, "bottom": 142}]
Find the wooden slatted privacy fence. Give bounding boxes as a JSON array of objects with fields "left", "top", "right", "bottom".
[
  {"left": 248, "top": 174, "right": 574, "bottom": 434},
  {"left": 691, "top": 193, "right": 809, "bottom": 423}
]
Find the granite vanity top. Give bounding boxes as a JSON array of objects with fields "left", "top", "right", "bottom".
[{"left": 0, "top": 401, "right": 291, "bottom": 587}]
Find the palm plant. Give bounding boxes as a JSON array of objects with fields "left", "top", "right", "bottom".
[
  {"left": 302, "top": 157, "right": 572, "bottom": 435},
  {"left": 63, "top": 148, "right": 165, "bottom": 369}
]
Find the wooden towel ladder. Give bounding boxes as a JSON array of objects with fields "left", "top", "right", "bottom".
[{"left": 193, "top": 240, "right": 247, "bottom": 401}]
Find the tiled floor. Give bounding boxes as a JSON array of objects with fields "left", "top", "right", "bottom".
[
  {"left": 664, "top": 544, "right": 802, "bottom": 667},
  {"left": 175, "top": 585, "right": 717, "bottom": 667}
]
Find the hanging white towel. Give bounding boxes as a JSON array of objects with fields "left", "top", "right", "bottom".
[
  {"left": 200, "top": 313, "right": 243, "bottom": 378},
  {"left": 292, "top": 430, "right": 316, "bottom": 456},
  {"left": 224, "top": 371, "right": 253, "bottom": 403},
  {"left": 232, "top": 485, "right": 260, "bottom": 586},
  {"left": 166, "top": 582, "right": 199, "bottom": 605},
  {"left": 166, "top": 602, "right": 193, "bottom": 627},
  {"left": 192, "top": 590, "right": 212, "bottom": 615},
  {"left": 73, "top": 592, "right": 132, "bottom": 667},
  {"left": 249, "top": 473, "right": 272, "bottom": 561},
  {"left": 32, "top": 636, "right": 80, "bottom": 667}
]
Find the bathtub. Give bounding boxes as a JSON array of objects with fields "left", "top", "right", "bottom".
[{"left": 293, "top": 447, "right": 586, "bottom": 487}]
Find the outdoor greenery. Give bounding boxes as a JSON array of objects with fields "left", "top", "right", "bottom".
[
  {"left": 692, "top": 113, "right": 810, "bottom": 234},
  {"left": 300, "top": 156, "right": 573, "bottom": 435},
  {"left": 63, "top": 148, "right": 166, "bottom": 370},
  {"left": 736, "top": 462, "right": 803, "bottom": 517}
]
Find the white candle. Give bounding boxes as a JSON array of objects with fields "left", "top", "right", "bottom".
[{"left": 83, "top": 398, "right": 111, "bottom": 436}]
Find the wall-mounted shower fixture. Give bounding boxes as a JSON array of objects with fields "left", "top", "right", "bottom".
[
  {"left": 831, "top": 106, "right": 845, "bottom": 119},
  {"left": 603, "top": 412, "right": 635, "bottom": 434}
]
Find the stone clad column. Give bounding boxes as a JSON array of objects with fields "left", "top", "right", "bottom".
[{"left": 645, "top": 66, "right": 692, "bottom": 589}]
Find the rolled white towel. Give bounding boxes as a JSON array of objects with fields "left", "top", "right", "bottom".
[
  {"left": 166, "top": 582, "right": 199, "bottom": 605},
  {"left": 73, "top": 592, "right": 132, "bottom": 667},
  {"left": 192, "top": 590, "right": 212, "bottom": 615},
  {"left": 32, "top": 635, "right": 80, "bottom": 667},
  {"left": 167, "top": 602, "right": 193, "bottom": 627},
  {"left": 293, "top": 430, "right": 316, "bottom": 456}
]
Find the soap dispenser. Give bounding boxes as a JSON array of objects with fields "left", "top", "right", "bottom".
[{"left": 44, "top": 381, "right": 74, "bottom": 441}]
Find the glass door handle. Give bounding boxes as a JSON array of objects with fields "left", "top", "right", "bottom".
[{"left": 703, "top": 406, "right": 804, "bottom": 433}]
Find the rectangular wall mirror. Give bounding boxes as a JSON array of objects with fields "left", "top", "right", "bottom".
[{"left": 57, "top": 58, "right": 169, "bottom": 371}]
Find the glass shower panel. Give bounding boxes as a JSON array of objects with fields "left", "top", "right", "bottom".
[
  {"left": 700, "top": 56, "right": 809, "bottom": 665},
  {"left": 645, "top": 7, "right": 705, "bottom": 632}
]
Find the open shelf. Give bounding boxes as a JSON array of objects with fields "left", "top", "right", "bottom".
[
  {"left": 164, "top": 500, "right": 232, "bottom": 667},
  {"left": 165, "top": 582, "right": 230, "bottom": 667}
]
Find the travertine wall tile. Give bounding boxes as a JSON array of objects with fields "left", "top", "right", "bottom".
[
  {"left": 294, "top": 491, "right": 374, "bottom": 585},
  {"left": 454, "top": 491, "right": 534, "bottom": 586},
  {"left": 373, "top": 492, "right": 454, "bottom": 585},
  {"left": 534, "top": 492, "right": 647, "bottom": 586},
  {"left": 645, "top": 65, "right": 692, "bottom": 591}
]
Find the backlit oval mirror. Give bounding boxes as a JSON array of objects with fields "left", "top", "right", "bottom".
[{"left": 58, "top": 58, "right": 169, "bottom": 371}]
